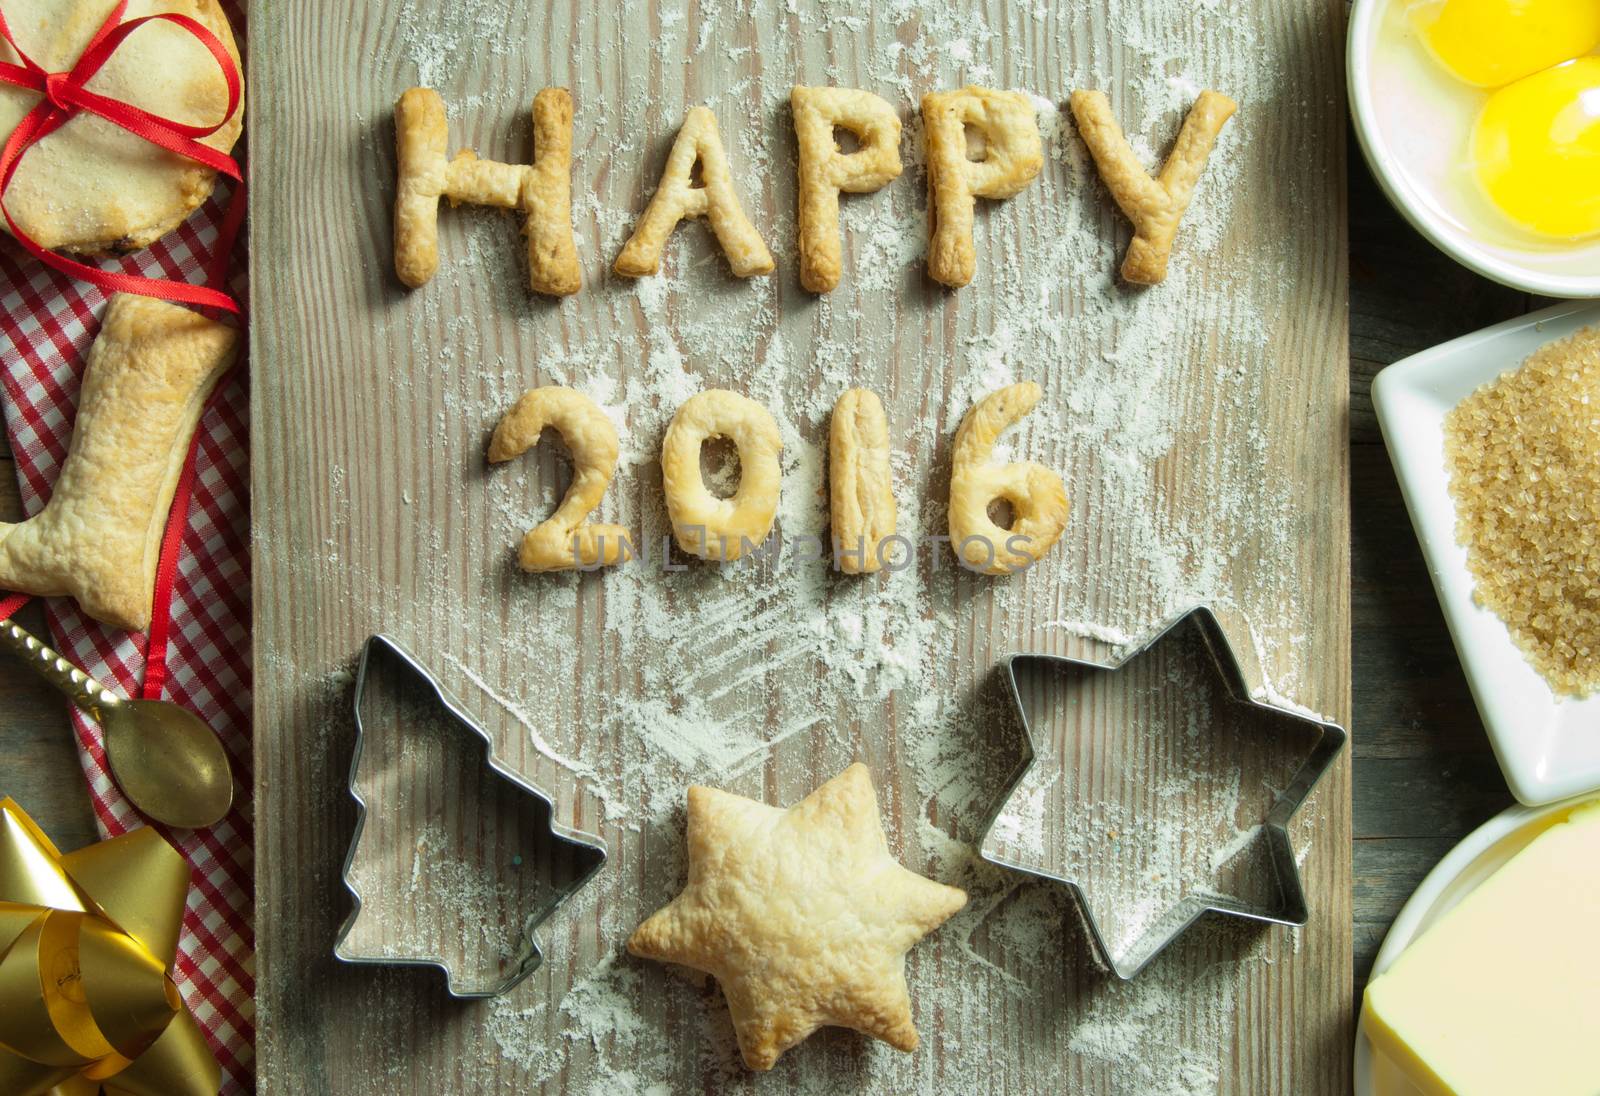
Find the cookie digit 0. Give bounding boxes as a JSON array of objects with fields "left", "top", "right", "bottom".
[
  {"left": 488, "top": 386, "right": 632, "bottom": 571},
  {"left": 662, "top": 390, "right": 783, "bottom": 561},
  {"left": 948, "top": 382, "right": 1068, "bottom": 575}
]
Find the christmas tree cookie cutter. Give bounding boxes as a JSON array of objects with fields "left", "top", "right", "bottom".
[
  {"left": 977, "top": 605, "right": 1346, "bottom": 979},
  {"left": 334, "top": 634, "right": 607, "bottom": 998}
]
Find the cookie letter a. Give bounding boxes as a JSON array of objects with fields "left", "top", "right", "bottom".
[
  {"left": 393, "top": 86, "right": 582, "bottom": 296},
  {"left": 615, "top": 107, "right": 775, "bottom": 279},
  {"left": 921, "top": 86, "right": 1044, "bottom": 288},
  {"left": 0, "top": 295, "right": 237, "bottom": 631}
]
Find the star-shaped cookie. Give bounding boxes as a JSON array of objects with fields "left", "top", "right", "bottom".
[{"left": 628, "top": 763, "right": 967, "bottom": 1070}]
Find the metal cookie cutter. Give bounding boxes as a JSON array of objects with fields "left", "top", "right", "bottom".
[
  {"left": 334, "top": 634, "right": 607, "bottom": 997},
  {"left": 977, "top": 605, "right": 1346, "bottom": 979}
]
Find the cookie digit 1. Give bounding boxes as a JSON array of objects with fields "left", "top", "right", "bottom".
[
  {"left": 1070, "top": 89, "right": 1236, "bottom": 285},
  {"left": 790, "top": 87, "right": 903, "bottom": 293},
  {"left": 948, "top": 382, "right": 1069, "bottom": 575},
  {"left": 921, "top": 86, "right": 1044, "bottom": 288},
  {"left": 488, "top": 387, "right": 632, "bottom": 571},
  {"left": 661, "top": 390, "right": 782, "bottom": 562},
  {"left": 614, "top": 107, "right": 775, "bottom": 279},
  {"left": 0, "top": 295, "right": 237, "bottom": 631},
  {"left": 829, "top": 388, "right": 896, "bottom": 574},
  {"left": 392, "top": 87, "right": 582, "bottom": 296}
]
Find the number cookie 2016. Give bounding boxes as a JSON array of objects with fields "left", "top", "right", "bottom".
[
  {"left": 615, "top": 107, "right": 774, "bottom": 279},
  {"left": 661, "top": 390, "right": 782, "bottom": 562},
  {"left": 488, "top": 386, "right": 632, "bottom": 572},
  {"left": 948, "top": 382, "right": 1069, "bottom": 575},
  {"left": 829, "top": 388, "right": 897, "bottom": 573},
  {"left": 1071, "top": 89, "right": 1236, "bottom": 285},
  {"left": 393, "top": 86, "right": 581, "bottom": 296},
  {"left": 0, "top": 294, "right": 237, "bottom": 630},
  {"left": 791, "top": 86, "right": 902, "bottom": 293},
  {"left": 921, "top": 86, "right": 1044, "bottom": 288}
]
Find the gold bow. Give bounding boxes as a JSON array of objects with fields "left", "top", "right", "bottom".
[{"left": 0, "top": 798, "right": 220, "bottom": 1096}]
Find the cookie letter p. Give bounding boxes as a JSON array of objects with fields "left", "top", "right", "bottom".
[
  {"left": 791, "top": 86, "right": 902, "bottom": 293},
  {"left": 921, "top": 86, "right": 1044, "bottom": 288}
]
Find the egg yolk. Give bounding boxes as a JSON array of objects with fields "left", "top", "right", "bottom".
[
  {"left": 1473, "top": 57, "right": 1600, "bottom": 239},
  {"left": 1410, "top": 0, "right": 1600, "bottom": 87}
]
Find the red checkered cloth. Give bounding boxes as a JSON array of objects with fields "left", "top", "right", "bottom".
[{"left": 0, "top": 6, "right": 254, "bottom": 1092}]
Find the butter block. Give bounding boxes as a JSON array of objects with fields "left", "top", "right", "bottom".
[{"left": 1362, "top": 801, "right": 1600, "bottom": 1096}]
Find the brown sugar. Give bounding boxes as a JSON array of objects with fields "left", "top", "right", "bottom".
[{"left": 1443, "top": 326, "right": 1600, "bottom": 697}]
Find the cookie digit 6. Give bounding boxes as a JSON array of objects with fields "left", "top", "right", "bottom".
[
  {"left": 662, "top": 390, "right": 783, "bottom": 561},
  {"left": 948, "top": 382, "right": 1068, "bottom": 575},
  {"left": 489, "top": 386, "right": 632, "bottom": 571}
]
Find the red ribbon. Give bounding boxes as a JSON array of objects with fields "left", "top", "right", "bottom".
[
  {"left": 0, "top": 0, "right": 245, "bottom": 312},
  {"left": 0, "top": 2, "right": 245, "bottom": 760}
]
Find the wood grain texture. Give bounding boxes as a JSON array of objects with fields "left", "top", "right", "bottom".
[
  {"left": 0, "top": 114, "right": 1554, "bottom": 1087},
  {"left": 249, "top": 2, "right": 1348, "bottom": 1092}
]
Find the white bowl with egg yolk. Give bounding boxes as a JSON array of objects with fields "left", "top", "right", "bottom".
[{"left": 1349, "top": 0, "right": 1600, "bottom": 298}]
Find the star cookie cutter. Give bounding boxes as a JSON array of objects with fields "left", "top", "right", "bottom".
[
  {"left": 334, "top": 634, "right": 608, "bottom": 998},
  {"left": 977, "top": 605, "right": 1346, "bottom": 979}
]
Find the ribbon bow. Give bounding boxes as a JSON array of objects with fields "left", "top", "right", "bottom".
[
  {"left": 0, "top": 0, "right": 244, "bottom": 313},
  {"left": 0, "top": 798, "right": 220, "bottom": 1096}
]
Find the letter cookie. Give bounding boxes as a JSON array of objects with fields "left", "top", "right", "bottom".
[
  {"left": 661, "top": 390, "right": 782, "bottom": 561},
  {"left": 0, "top": 295, "right": 237, "bottom": 631},
  {"left": 1070, "top": 89, "right": 1237, "bottom": 285},
  {"left": 615, "top": 107, "right": 775, "bottom": 279},
  {"left": 393, "top": 86, "right": 582, "bottom": 296},
  {"left": 948, "top": 382, "right": 1068, "bottom": 575},
  {"left": 829, "top": 388, "right": 896, "bottom": 573},
  {"left": 921, "top": 87, "right": 1044, "bottom": 288},
  {"left": 791, "top": 86, "right": 903, "bottom": 293},
  {"left": 488, "top": 387, "right": 631, "bottom": 571}
]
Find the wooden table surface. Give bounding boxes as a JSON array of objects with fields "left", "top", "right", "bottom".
[{"left": 0, "top": 128, "right": 1525, "bottom": 1030}]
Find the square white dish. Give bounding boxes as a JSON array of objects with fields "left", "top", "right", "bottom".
[{"left": 1372, "top": 301, "right": 1600, "bottom": 806}]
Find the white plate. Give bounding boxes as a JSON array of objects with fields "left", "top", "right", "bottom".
[
  {"left": 1348, "top": 0, "right": 1600, "bottom": 298},
  {"left": 1372, "top": 301, "right": 1600, "bottom": 806},
  {"left": 1353, "top": 795, "right": 1600, "bottom": 1095}
]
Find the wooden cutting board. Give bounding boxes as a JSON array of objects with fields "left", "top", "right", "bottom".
[{"left": 250, "top": 0, "right": 1349, "bottom": 1091}]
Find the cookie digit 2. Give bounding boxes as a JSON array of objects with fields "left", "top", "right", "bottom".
[
  {"left": 488, "top": 387, "right": 632, "bottom": 571},
  {"left": 948, "top": 382, "right": 1068, "bottom": 575}
]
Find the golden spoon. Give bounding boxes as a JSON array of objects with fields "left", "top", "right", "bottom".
[{"left": 0, "top": 616, "right": 234, "bottom": 830}]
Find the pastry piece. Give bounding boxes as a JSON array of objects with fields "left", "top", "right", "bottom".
[
  {"left": 1070, "top": 89, "right": 1236, "bottom": 285},
  {"left": 0, "top": 0, "right": 244, "bottom": 254},
  {"left": 488, "top": 386, "right": 631, "bottom": 571},
  {"left": 614, "top": 106, "right": 774, "bottom": 278},
  {"left": 393, "top": 86, "right": 582, "bottom": 296},
  {"left": 790, "top": 86, "right": 902, "bottom": 293},
  {"left": 0, "top": 294, "right": 237, "bottom": 630},
  {"left": 629, "top": 763, "right": 967, "bottom": 1071},
  {"left": 660, "top": 389, "right": 782, "bottom": 562},
  {"left": 921, "top": 86, "right": 1043, "bottom": 288},
  {"left": 948, "top": 382, "right": 1069, "bottom": 575},
  {"left": 829, "top": 388, "right": 896, "bottom": 573}
]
